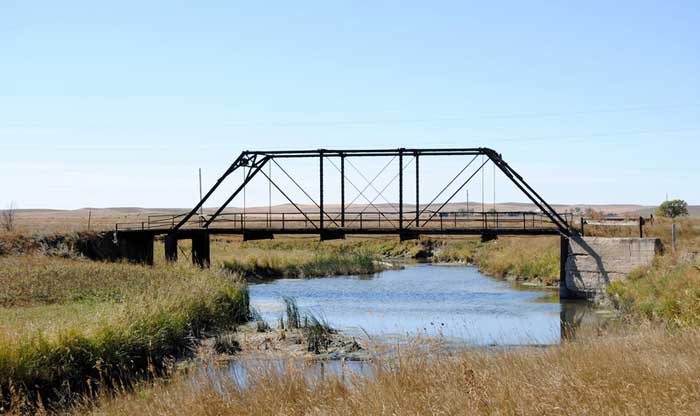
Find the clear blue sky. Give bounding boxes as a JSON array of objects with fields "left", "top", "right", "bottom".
[{"left": 1, "top": 1, "right": 698, "bottom": 210}]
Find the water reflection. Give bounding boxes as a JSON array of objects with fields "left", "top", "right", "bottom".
[
  {"left": 250, "top": 264, "right": 578, "bottom": 346},
  {"left": 560, "top": 299, "right": 606, "bottom": 340}
]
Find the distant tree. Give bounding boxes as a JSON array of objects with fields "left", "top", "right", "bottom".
[
  {"left": 1, "top": 202, "right": 17, "bottom": 232},
  {"left": 656, "top": 199, "right": 688, "bottom": 218},
  {"left": 584, "top": 208, "right": 606, "bottom": 220}
]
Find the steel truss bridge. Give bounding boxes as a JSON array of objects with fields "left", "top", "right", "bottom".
[{"left": 114, "top": 148, "right": 576, "bottom": 266}]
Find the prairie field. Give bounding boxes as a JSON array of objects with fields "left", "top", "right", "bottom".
[
  {"left": 0, "top": 255, "right": 249, "bottom": 412},
  {"left": 2, "top": 214, "right": 700, "bottom": 414},
  {"left": 84, "top": 326, "right": 700, "bottom": 416}
]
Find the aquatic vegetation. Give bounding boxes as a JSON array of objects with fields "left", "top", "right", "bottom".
[
  {"left": 274, "top": 297, "right": 336, "bottom": 353},
  {"left": 222, "top": 250, "right": 379, "bottom": 279}
]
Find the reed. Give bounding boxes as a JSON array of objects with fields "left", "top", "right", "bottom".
[
  {"left": 0, "top": 256, "right": 249, "bottom": 411},
  {"left": 608, "top": 253, "right": 700, "bottom": 327},
  {"left": 222, "top": 250, "right": 379, "bottom": 279},
  {"left": 434, "top": 237, "right": 560, "bottom": 286},
  {"left": 83, "top": 325, "right": 700, "bottom": 416}
]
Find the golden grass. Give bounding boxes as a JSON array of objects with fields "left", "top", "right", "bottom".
[
  {"left": 0, "top": 255, "right": 249, "bottom": 411},
  {"left": 608, "top": 254, "right": 700, "bottom": 327},
  {"left": 434, "top": 237, "right": 560, "bottom": 286},
  {"left": 83, "top": 326, "right": 700, "bottom": 416}
]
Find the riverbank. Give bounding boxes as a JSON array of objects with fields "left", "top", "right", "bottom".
[
  {"left": 0, "top": 255, "right": 249, "bottom": 412},
  {"left": 210, "top": 236, "right": 560, "bottom": 286},
  {"left": 77, "top": 231, "right": 700, "bottom": 415},
  {"left": 83, "top": 325, "right": 700, "bottom": 416},
  {"left": 5, "top": 228, "right": 700, "bottom": 414}
]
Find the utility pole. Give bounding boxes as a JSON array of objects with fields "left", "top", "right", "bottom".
[
  {"left": 199, "top": 169, "right": 203, "bottom": 213},
  {"left": 466, "top": 189, "right": 469, "bottom": 214}
]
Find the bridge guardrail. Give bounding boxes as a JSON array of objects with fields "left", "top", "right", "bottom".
[{"left": 115, "top": 210, "right": 573, "bottom": 233}]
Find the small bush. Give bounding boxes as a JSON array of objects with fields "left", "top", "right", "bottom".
[{"left": 213, "top": 333, "right": 241, "bottom": 355}]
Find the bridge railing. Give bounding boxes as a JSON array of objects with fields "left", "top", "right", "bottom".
[{"left": 115, "top": 210, "right": 573, "bottom": 232}]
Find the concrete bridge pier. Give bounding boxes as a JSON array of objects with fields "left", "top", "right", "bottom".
[
  {"left": 561, "top": 236, "right": 663, "bottom": 299},
  {"left": 560, "top": 236, "right": 571, "bottom": 299}
]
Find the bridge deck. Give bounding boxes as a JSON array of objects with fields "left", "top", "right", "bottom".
[
  {"left": 116, "top": 226, "right": 561, "bottom": 237},
  {"left": 115, "top": 210, "right": 570, "bottom": 237}
]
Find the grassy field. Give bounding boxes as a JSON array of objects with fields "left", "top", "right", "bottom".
[
  {"left": 0, "top": 255, "right": 249, "bottom": 411},
  {"left": 75, "top": 218, "right": 700, "bottom": 415},
  {"left": 4, "top": 217, "right": 700, "bottom": 414},
  {"left": 83, "top": 236, "right": 700, "bottom": 415},
  {"left": 84, "top": 326, "right": 700, "bottom": 416}
]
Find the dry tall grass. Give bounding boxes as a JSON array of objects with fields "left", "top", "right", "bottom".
[
  {"left": 608, "top": 253, "right": 700, "bottom": 327},
  {"left": 0, "top": 255, "right": 249, "bottom": 411},
  {"left": 84, "top": 326, "right": 700, "bottom": 416},
  {"left": 434, "top": 237, "right": 560, "bottom": 286}
]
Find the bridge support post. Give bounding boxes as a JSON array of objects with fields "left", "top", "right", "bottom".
[
  {"left": 480, "top": 232, "right": 497, "bottom": 243},
  {"left": 415, "top": 152, "right": 419, "bottom": 228},
  {"left": 116, "top": 232, "right": 154, "bottom": 265},
  {"left": 559, "top": 235, "right": 572, "bottom": 299},
  {"left": 319, "top": 150, "right": 324, "bottom": 231},
  {"left": 320, "top": 230, "right": 345, "bottom": 241},
  {"left": 399, "top": 148, "right": 404, "bottom": 230},
  {"left": 400, "top": 230, "right": 420, "bottom": 241},
  {"left": 341, "top": 154, "right": 345, "bottom": 228},
  {"left": 191, "top": 231, "right": 210, "bottom": 268},
  {"left": 165, "top": 233, "right": 178, "bottom": 262}
]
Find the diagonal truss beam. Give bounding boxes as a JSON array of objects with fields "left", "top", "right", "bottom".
[
  {"left": 202, "top": 155, "right": 269, "bottom": 228},
  {"left": 420, "top": 157, "right": 489, "bottom": 227},
  {"left": 484, "top": 149, "right": 571, "bottom": 234},
  {"left": 271, "top": 159, "right": 339, "bottom": 227},
  {"left": 345, "top": 157, "right": 400, "bottom": 212},
  {"left": 258, "top": 169, "right": 319, "bottom": 229},
  {"left": 335, "top": 155, "right": 397, "bottom": 215},
  {"left": 351, "top": 156, "right": 415, "bottom": 222},
  {"left": 173, "top": 153, "right": 249, "bottom": 231},
  {"left": 171, "top": 147, "right": 573, "bottom": 236},
  {"left": 404, "top": 154, "right": 479, "bottom": 228},
  {"left": 325, "top": 157, "right": 400, "bottom": 228}
]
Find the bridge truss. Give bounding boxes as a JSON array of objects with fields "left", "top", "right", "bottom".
[{"left": 116, "top": 147, "right": 574, "bottom": 240}]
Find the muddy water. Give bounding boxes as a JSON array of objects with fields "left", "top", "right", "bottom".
[{"left": 250, "top": 263, "right": 576, "bottom": 346}]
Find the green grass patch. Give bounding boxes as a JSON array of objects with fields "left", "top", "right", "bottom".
[
  {"left": 607, "top": 255, "right": 700, "bottom": 327},
  {"left": 0, "top": 256, "right": 249, "bottom": 411},
  {"left": 222, "top": 249, "right": 379, "bottom": 279}
]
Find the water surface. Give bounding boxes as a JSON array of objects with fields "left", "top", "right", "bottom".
[{"left": 250, "top": 264, "right": 562, "bottom": 346}]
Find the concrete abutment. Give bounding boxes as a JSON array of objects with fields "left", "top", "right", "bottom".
[{"left": 560, "top": 236, "right": 663, "bottom": 299}]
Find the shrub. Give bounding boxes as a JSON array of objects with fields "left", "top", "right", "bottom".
[{"left": 656, "top": 199, "right": 689, "bottom": 218}]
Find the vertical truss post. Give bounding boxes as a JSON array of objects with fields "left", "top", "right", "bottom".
[
  {"left": 399, "top": 148, "right": 404, "bottom": 230},
  {"left": 319, "top": 150, "right": 324, "bottom": 231},
  {"left": 415, "top": 152, "right": 419, "bottom": 228},
  {"left": 341, "top": 154, "right": 345, "bottom": 228}
]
